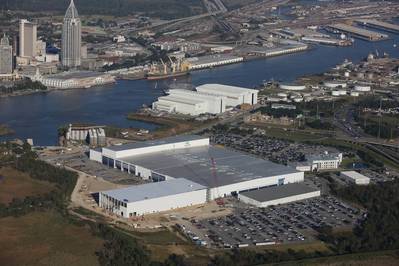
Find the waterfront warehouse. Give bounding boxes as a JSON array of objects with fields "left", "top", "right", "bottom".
[
  {"left": 152, "top": 89, "right": 227, "bottom": 115},
  {"left": 152, "top": 84, "right": 258, "bottom": 115},
  {"left": 196, "top": 84, "right": 258, "bottom": 106},
  {"left": 186, "top": 54, "right": 244, "bottom": 70},
  {"left": 32, "top": 70, "right": 115, "bottom": 89}
]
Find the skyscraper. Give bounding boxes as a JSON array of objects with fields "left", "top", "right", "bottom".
[
  {"left": 62, "top": 0, "right": 81, "bottom": 68},
  {"left": 0, "top": 34, "right": 13, "bottom": 75},
  {"left": 19, "top": 19, "right": 37, "bottom": 58}
]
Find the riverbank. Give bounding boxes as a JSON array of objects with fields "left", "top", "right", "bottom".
[
  {"left": 127, "top": 112, "right": 217, "bottom": 139},
  {"left": 0, "top": 125, "right": 14, "bottom": 136}
]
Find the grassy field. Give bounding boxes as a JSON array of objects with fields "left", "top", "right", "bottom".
[
  {"left": 0, "top": 211, "right": 103, "bottom": 266},
  {"left": 251, "top": 125, "right": 331, "bottom": 142},
  {"left": 0, "top": 167, "right": 55, "bottom": 205},
  {"left": 271, "top": 249, "right": 399, "bottom": 266}
]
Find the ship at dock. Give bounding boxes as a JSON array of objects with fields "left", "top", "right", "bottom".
[{"left": 146, "top": 56, "right": 190, "bottom": 80}]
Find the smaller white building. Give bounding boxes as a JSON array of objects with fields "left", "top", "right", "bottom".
[
  {"left": 239, "top": 183, "right": 320, "bottom": 208},
  {"left": 292, "top": 152, "right": 343, "bottom": 172},
  {"left": 308, "top": 152, "right": 343, "bottom": 171},
  {"left": 341, "top": 171, "right": 370, "bottom": 185},
  {"left": 99, "top": 178, "right": 207, "bottom": 217}
]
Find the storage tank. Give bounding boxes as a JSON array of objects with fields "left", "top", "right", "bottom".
[{"left": 350, "top": 91, "right": 360, "bottom": 97}]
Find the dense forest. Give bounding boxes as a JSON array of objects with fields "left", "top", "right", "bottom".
[
  {"left": 0, "top": 0, "right": 205, "bottom": 19},
  {"left": 353, "top": 96, "right": 399, "bottom": 139}
]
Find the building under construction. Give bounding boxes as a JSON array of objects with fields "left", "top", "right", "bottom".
[{"left": 66, "top": 124, "right": 106, "bottom": 146}]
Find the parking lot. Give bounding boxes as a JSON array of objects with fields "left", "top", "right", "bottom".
[
  {"left": 196, "top": 196, "right": 363, "bottom": 248},
  {"left": 210, "top": 131, "right": 339, "bottom": 165}
]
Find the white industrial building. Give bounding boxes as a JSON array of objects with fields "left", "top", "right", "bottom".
[
  {"left": 341, "top": 171, "right": 370, "bottom": 185},
  {"left": 238, "top": 183, "right": 320, "bottom": 208},
  {"left": 91, "top": 135, "right": 304, "bottom": 216},
  {"left": 99, "top": 178, "right": 207, "bottom": 217},
  {"left": 152, "top": 83, "right": 258, "bottom": 116},
  {"left": 186, "top": 54, "right": 243, "bottom": 70},
  {"left": 196, "top": 84, "right": 258, "bottom": 106},
  {"left": 293, "top": 152, "right": 343, "bottom": 172},
  {"left": 152, "top": 89, "right": 226, "bottom": 115}
]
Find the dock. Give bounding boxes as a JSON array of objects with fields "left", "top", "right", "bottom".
[
  {"left": 328, "top": 23, "right": 389, "bottom": 41},
  {"left": 355, "top": 19, "right": 399, "bottom": 33}
]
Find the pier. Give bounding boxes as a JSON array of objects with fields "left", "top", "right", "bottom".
[
  {"left": 355, "top": 19, "right": 399, "bottom": 33},
  {"left": 328, "top": 23, "right": 389, "bottom": 41}
]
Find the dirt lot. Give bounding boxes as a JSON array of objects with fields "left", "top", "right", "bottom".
[
  {"left": 0, "top": 211, "right": 103, "bottom": 266},
  {"left": 127, "top": 112, "right": 217, "bottom": 139},
  {"left": 69, "top": 169, "right": 129, "bottom": 211},
  {"left": 0, "top": 167, "right": 55, "bottom": 205}
]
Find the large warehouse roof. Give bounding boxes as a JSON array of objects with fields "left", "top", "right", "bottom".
[
  {"left": 102, "top": 178, "right": 206, "bottom": 203},
  {"left": 240, "top": 183, "right": 319, "bottom": 202},
  {"left": 197, "top": 84, "right": 258, "bottom": 94},
  {"left": 105, "top": 135, "right": 206, "bottom": 152},
  {"left": 120, "top": 145, "right": 298, "bottom": 188}
]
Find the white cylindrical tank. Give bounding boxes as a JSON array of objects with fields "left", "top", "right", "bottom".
[
  {"left": 277, "top": 92, "right": 288, "bottom": 97},
  {"left": 350, "top": 91, "right": 360, "bottom": 97}
]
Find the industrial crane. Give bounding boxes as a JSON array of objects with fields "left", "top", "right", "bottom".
[{"left": 211, "top": 157, "right": 224, "bottom": 206}]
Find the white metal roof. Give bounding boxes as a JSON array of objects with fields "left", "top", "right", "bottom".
[
  {"left": 120, "top": 145, "right": 299, "bottom": 188},
  {"left": 105, "top": 135, "right": 207, "bottom": 152},
  {"left": 196, "top": 84, "right": 258, "bottom": 95},
  {"left": 341, "top": 171, "right": 370, "bottom": 181},
  {"left": 101, "top": 178, "right": 206, "bottom": 203},
  {"left": 158, "top": 95, "right": 205, "bottom": 105}
]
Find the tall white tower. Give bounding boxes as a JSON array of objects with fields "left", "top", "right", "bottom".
[{"left": 61, "top": 0, "right": 81, "bottom": 68}]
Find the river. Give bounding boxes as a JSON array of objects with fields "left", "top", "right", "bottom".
[{"left": 1, "top": 30, "right": 399, "bottom": 146}]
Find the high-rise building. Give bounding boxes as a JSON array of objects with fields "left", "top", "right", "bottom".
[
  {"left": 0, "top": 34, "right": 13, "bottom": 75},
  {"left": 19, "top": 19, "right": 37, "bottom": 58},
  {"left": 62, "top": 0, "right": 81, "bottom": 68}
]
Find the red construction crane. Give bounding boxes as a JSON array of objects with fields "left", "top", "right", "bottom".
[{"left": 211, "top": 157, "right": 224, "bottom": 206}]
